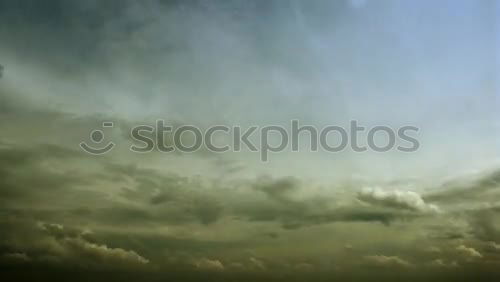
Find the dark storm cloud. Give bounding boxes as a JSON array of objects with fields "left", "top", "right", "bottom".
[
  {"left": 232, "top": 176, "right": 427, "bottom": 229},
  {"left": 418, "top": 169, "right": 500, "bottom": 247},
  {"left": 0, "top": 133, "right": 498, "bottom": 280},
  {"left": 466, "top": 206, "right": 500, "bottom": 243},
  {"left": 425, "top": 169, "right": 500, "bottom": 204},
  {"left": 0, "top": 134, "right": 225, "bottom": 228},
  {"left": 0, "top": 0, "right": 345, "bottom": 70},
  {"left": 0, "top": 153, "right": 499, "bottom": 280},
  {"left": 253, "top": 176, "right": 301, "bottom": 203},
  {"left": 234, "top": 197, "right": 402, "bottom": 228},
  {"left": 0, "top": 0, "right": 146, "bottom": 68},
  {"left": 86, "top": 199, "right": 223, "bottom": 226},
  {"left": 0, "top": 143, "right": 91, "bottom": 201},
  {"left": 0, "top": 88, "right": 133, "bottom": 153},
  {"left": 101, "top": 163, "right": 225, "bottom": 225},
  {"left": 0, "top": 208, "right": 257, "bottom": 275},
  {"left": 0, "top": 87, "right": 219, "bottom": 163},
  {"left": 0, "top": 137, "right": 425, "bottom": 232},
  {"left": 0, "top": 219, "right": 150, "bottom": 270}
]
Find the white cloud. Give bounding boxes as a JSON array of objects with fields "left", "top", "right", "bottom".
[
  {"left": 359, "top": 187, "right": 440, "bottom": 213},
  {"left": 249, "top": 257, "right": 266, "bottom": 270},
  {"left": 456, "top": 245, "right": 482, "bottom": 259},
  {"left": 429, "top": 259, "right": 458, "bottom": 268},
  {"left": 486, "top": 241, "right": 500, "bottom": 251},
  {"left": 63, "top": 237, "right": 150, "bottom": 265},
  {"left": 193, "top": 258, "right": 224, "bottom": 271},
  {"left": 37, "top": 222, "right": 149, "bottom": 266},
  {"left": 364, "top": 255, "right": 413, "bottom": 268}
]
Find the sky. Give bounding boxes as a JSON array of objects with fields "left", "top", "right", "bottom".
[{"left": 0, "top": 0, "right": 500, "bottom": 281}]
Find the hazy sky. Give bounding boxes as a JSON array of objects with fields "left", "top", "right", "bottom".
[{"left": 1, "top": 1, "right": 500, "bottom": 281}]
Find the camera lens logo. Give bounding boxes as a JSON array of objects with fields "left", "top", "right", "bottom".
[{"left": 80, "top": 122, "right": 115, "bottom": 155}]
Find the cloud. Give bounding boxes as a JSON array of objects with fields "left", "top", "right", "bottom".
[
  {"left": 466, "top": 207, "right": 500, "bottom": 242},
  {"left": 1, "top": 0, "right": 500, "bottom": 281},
  {"left": 235, "top": 194, "right": 403, "bottom": 228},
  {"left": 37, "top": 222, "right": 150, "bottom": 266},
  {"left": 0, "top": 141, "right": 225, "bottom": 227},
  {"left": 358, "top": 187, "right": 440, "bottom": 213},
  {"left": 294, "top": 262, "right": 314, "bottom": 272},
  {"left": 363, "top": 255, "right": 413, "bottom": 268},
  {"left": 249, "top": 257, "right": 266, "bottom": 270},
  {"left": 424, "top": 246, "right": 441, "bottom": 254},
  {"left": 486, "top": 241, "right": 500, "bottom": 251},
  {"left": 428, "top": 259, "right": 458, "bottom": 268},
  {"left": 1, "top": 221, "right": 150, "bottom": 269},
  {"left": 425, "top": 169, "right": 500, "bottom": 205},
  {"left": 253, "top": 176, "right": 302, "bottom": 204},
  {"left": 232, "top": 176, "right": 427, "bottom": 229},
  {"left": 0, "top": 143, "right": 92, "bottom": 202},
  {"left": 0, "top": 252, "right": 31, "bottom": 263},
  {"left": 62, "top": 237, "right": 149, "bottom": 265},
  {"left": 456, "top": 245, "right": 482, "bottom": 259},
  {"left": 193, "top": 258, "right": 224, "bottom": 271}
]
